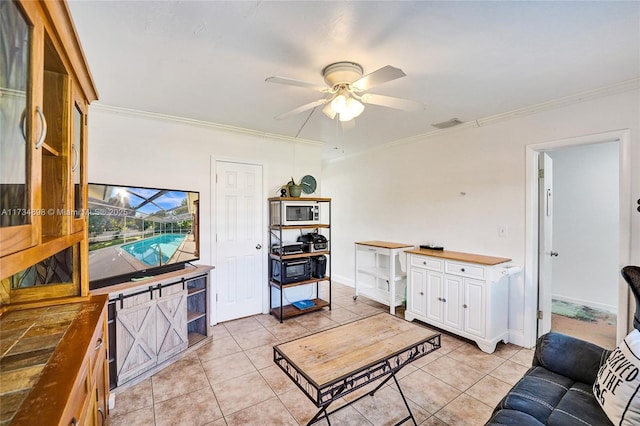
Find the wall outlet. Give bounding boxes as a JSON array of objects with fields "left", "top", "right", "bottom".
[{"left": 498, "top": 225, "right": 508, "bottom": 238}]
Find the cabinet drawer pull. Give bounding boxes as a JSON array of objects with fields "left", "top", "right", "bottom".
[
  {"left": 95, "top": 338, "right": 103, "bottom": 351},
  {"left": 419, "top": 292, "right": 424, "bottom": 296},
  {"left": 34, "top": 106, "right": 47, "bottom": 149},
  {"left": 463, "top": 304, "right": 468, "bottom": 308},
  {"left": 422, "top": 261, "right": 427, "bottom": 265},
  {"left": 461, "top": 268, "right": 466, "bottom": 272}
]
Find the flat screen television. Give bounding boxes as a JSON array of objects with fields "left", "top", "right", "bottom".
[{"left": 87, "top": 183, "right": 200, "bottom": 289}]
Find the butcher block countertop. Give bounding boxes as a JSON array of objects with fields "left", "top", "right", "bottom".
[
  {"left": 355, "top": 241, "right": 414, "bottom": 249},
  {"left": 405, "top": 248, "right": 511, "bottom": 266}
]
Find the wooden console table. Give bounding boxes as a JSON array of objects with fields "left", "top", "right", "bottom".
[{"left": 273, "top": 313, "right": 440, "bottom": 425}]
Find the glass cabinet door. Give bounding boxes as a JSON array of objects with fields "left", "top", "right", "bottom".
[{"left": 0, "top": 1, "right": 39, "bottom": 256}]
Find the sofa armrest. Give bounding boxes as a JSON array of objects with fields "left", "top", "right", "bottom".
[{"left": 533, "top": 332, "right": 610, "bottom": 385}]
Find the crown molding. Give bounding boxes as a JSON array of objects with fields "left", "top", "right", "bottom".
[
  {"left": 89, "top": 103, "right": 324, "bottom": 147},
  {"left": 324, "top": 78, "right": 640, "bottom": 165}
]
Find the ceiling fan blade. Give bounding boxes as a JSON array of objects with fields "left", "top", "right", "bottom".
[
  {"left": 275, "top": 98, "right": 328, "bottom": 120},
  {"left": 351, "top": 65, "right": 406, "bottom": 91},
  {"left": 265, "top": 76, "right": 328, "bottom": 92},
  {"left": 360, "top": 93, "right": 425, "bottom": 112}
]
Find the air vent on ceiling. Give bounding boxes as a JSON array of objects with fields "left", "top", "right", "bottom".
[{"left": 431, "top": 118, "right": 464, "bottom": 129}]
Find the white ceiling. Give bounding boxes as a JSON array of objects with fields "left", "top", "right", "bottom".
[{"left": 67, "top": 1, "right": 640, "bottom": 161}]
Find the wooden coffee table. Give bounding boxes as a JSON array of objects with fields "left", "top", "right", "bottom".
[{"left": 273, "top": 313, "right": 440, "bottom": 425}]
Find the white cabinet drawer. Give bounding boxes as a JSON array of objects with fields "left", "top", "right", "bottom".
[
  {"left": 357, "top": 245, "right": 388, "bottom": 256},
  {"left": 445, "top": 261, "right": 485, "bottom": 279},
  {"left": 410, "top": 255, "right": 443, "bottom": 272}
]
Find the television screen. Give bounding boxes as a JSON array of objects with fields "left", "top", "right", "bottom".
[{"left": 87, "top": 183, "right": 200, "bottom": 289}]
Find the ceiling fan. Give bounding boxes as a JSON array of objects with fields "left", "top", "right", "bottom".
[{"left": 266, "top": 61, "right": 424, "bottom": 122}]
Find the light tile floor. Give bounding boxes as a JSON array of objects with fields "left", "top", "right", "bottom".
[{"left": 109, "top": 283, "right": 534, "bottom": 426}]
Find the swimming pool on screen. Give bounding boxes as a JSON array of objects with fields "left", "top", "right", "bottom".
[{"left": 121, "top": 233, "right": 187, "bottom": 266}]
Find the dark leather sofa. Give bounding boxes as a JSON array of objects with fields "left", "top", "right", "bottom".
[{"left": 486, "top": 266, "right": 640, "bottom": 425}]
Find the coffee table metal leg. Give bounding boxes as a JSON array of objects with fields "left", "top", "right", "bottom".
[
  {"left": 391, "top": 373, "right": 417, "bottom": 426},
  {"left": 307, "top": 405, "right": 331, "bottom": 426},
  {"left": 307, "top": 370, "right": 417, "bottom": 426}
]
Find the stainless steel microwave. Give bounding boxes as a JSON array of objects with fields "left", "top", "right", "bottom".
[{"left": 270, "top": 201, "right": 320, "bottom": 226}]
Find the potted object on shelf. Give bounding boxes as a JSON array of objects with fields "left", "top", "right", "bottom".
[{"left": 287, "top": 177, "right": 302, "bottom": 197}]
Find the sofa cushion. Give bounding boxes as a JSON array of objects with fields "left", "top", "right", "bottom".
[
  {"left": 485, "top": 408, "right": 544, "bottom": 425},
  {"left": 535, "top": 332, "right": 611, "bottom": 385},
  {"left": 547, "top": 382, "right": 612, "bottom": 425},
  {"left": 593, "top": 329, "right": 640, "bottom": 425},
  {"left": 493, "top": 366, "right": 574, "bottom": 423}
]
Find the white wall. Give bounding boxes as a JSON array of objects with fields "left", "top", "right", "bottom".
[
  {"left": 88, "top": 89, "right": 640, "bottom": 339},
  {"left": 549, "top": 142, "right": 619, "bottom": 312},
  {"left": 322, "top": 89, "right": 640, "bottom": 346},
  {"left": 87, "top": 107, "right": 323, "bottom": 318}
]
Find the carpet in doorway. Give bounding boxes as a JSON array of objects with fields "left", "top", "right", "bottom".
[{"left": 551, "top": 299, "right": 616, "bottom": 325}]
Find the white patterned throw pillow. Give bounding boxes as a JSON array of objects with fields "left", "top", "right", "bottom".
[{"left": 593, "top": 329, "right": 640, "bottom": 425}]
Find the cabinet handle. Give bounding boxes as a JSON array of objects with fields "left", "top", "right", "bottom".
[
  {"left": 20, "top": 109, "right": 27, "bottom": 141},
  {"left": 461, "top": 268, "right": 466, "bottom": 272},
  {"left": 95, "top": 338, "right": 103, "bottom": 351},
  {"left": 422, "top": 261, "right": 427, "bottom": 265},
  {"left": 463, "top": 304, "right": 468, "bottom": 308},
  {"left": 442, "top": 298, "right": 446, "bottom": 303},
  {"left": 72, "top": 145, "right": 79, "bottom": 171},
  {"left": 98, "top": 407, "right": 105, "bottom": 426},
  {"left": 70, "top": 417, "right": 78, "bottom": 426},
  {"left": 419, "top": 292, "right": 424, "bottom": 296},
  {"left": 34, "top": 106, "right": 47, "bottom": 149}
]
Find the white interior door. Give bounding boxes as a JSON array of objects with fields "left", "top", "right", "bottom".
[
  {"left": 538, "top": 152, "right": 554, "bottom": 336},
  {"left": 215, "top": 161, "right": 263, "bottom": 322}
]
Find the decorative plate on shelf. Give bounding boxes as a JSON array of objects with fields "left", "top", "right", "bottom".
[{"left": 301, "top": 175, "right": 317, "bottom": 194}]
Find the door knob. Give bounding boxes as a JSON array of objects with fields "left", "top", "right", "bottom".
[
  {"left": 256, "top": 244, "right": 262, "bottom": 250},
  {"left": 550, "top": 251, "right": 559, "bottom": 257}
]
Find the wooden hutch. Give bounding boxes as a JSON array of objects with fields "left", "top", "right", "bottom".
[{"left": 0, "top": 1, "right": 107, "bottom": 424}]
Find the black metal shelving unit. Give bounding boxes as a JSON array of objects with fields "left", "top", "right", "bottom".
[{"left": 268, "top": 197, "right": 332, "bottom": 322}]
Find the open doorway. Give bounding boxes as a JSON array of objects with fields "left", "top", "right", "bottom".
[
  {"left": 545, "top": 143, "right": 619, "bottom": 349},
  {"left": 524, "top": 129, "right": 631, "bottom": 350}
]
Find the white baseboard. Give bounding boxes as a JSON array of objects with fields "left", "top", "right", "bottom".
[
  {"left": 332, "top": 274, "right": 354, "bottom": 288},
  {"left": 552, "top": 293, "right": 617, "bottom": 314}
]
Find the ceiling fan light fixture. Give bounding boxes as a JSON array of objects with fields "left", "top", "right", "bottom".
[
  {"left": 331, "top": 93, "right": 348, "bottom": 113},
  {"left": 322, "top": 102, "right": 337, "bottom": 119},
  {"left": 329, "top": 89, "right": 364, "bottom": 122},
  {"left": 346, "top": 97, "right": 365, "bottom": 118},
  {"left": 339, "top": 110, "right": 354, "bottom": 122}
]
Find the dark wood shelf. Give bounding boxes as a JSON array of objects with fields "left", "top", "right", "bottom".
[
  {"left": 268, "top": 197, "right": 331, "bottom": 202},
  {"left": 270, "top": 251, "right": 330, "bottom": 260},
  {"left": 270, "top": 298, "right": 330, "bottom": 320},
  {"left": 269, "top": 224, "right": 330, "bottom": 230},
  {"left": 270, "top": 276, "right": 330, "bottom": 289}
]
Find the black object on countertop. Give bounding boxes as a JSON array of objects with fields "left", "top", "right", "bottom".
[{"left": 420, "top": 245, "right": 444, "bottom": 251}]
